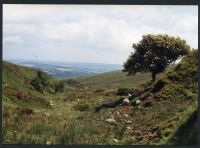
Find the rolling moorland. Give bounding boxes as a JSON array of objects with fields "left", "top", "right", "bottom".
[
  {"left": 5, "top": 59, "right": 122, "bottom": 79},
  {"left": 2, "top": 49, "right": 198, "bottom": 145}
]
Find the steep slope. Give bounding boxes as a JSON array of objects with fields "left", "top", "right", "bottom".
[
  {"left": 2, "top": 61, "right": 84, "bottom": 144},
  {"left": 2, "top": 61, "right": 57, "bottom": 107},
  {"left": 88, "top": 50, "right": 198, "bottom": 145}
]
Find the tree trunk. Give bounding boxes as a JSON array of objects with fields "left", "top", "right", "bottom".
[{"left": 152, "top": 71, "right": 157, "bottom": 82}]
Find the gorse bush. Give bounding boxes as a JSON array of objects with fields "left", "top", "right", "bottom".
[
  {"left": 116, "top": 88, "right": 132, "bottom": 96},
  {"left": 55, "top": 81, "right": 65, "bottom": 93},
  {"left": 31, "top": 70, "right": 49, "bottom": 93}
]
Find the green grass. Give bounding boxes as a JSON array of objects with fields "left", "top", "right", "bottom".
[
  {"left": 2, "top": 50, "right": 198, "bottom": 145},
  {"left": 75, "top": 70, "right": 151, "bottom": 89}
]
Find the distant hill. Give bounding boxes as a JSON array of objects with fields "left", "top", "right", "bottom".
[{"left": 4, "top": 59, "right": 122, "bottom": 79}]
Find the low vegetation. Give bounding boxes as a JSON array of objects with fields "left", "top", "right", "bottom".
[{"left": 2, "top": 49, "right": 198, "bottom": 145}]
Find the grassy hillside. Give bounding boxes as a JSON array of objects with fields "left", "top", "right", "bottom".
[
  {"left": 75, "top": 70, "right": 151, "bottom": 89},
  {"left": 2, "top": 50, "right": 198, "bottom": 145}
]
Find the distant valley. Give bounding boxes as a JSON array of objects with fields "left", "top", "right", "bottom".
[{"left": 5, "top": 59, "right": 123, "bottom": 79}]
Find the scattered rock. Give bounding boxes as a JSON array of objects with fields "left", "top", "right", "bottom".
[
  {"left": 113, "top": 138, "right": 119, "bottom": 143},
  {"left": 124, "top": 114, "right": 129, "bottom": 118},
  {"left": 128, "top": 94, "right": 132, "bottom": 97},
  {"left": 105, "top": 118, "right": 116, "bottom": 124},
  {"left": 49, "top": 100, "right": 55, "bottom": 109},
  {"left": 116, "top": 111, "right": 120, "bottom": 115},
  {"left": 123, "top": 98, "right": 130, "bottom": 105},
  {"left": 136, "top": 99, "right": 141, "bottom": 104},
  {"left": 126, "top": 126, "right": 132, "bottom": 130},
  {"left": 46, "top": 141, "right": 51, "bottom": 145},
  {"left": 126, "top": 120, "right": 132, "bottom": 124}
]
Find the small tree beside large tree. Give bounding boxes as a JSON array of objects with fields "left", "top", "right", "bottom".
[{"left": 123, "top": 34, "right": 190, "bottom": 82}]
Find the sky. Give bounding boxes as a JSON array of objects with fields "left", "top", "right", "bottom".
[{"left": 3, "top": 5, "right": 198, "bottom": 64}]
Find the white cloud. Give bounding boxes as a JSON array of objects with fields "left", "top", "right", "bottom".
[
  {"left": 3, "top": 5, "right": 198, "bottom": 64},
  {"left": 3, "top": 36, "right": 23, "bottom": 44},
  {"left": 3, "top": 23, "right": 36, "bottom": 35}
]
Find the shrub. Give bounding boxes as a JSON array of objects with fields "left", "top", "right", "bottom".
[
  {"left": 31, "top": 77, "right": 44, "bottom": 93},
  {"left": 55, "top": 81, "right": 65, "bottom": 93},
  {"left": 64, "top": 79, "right": 80, "bottom": 86},
  {"left": 144, "top": 101, "right": 153, "bottom": 108},
  {"left": 151, "top": 79, "right": 167, "bottom": 93},
  {"left": 73, "top": 103, "right": 90, "bottom": 111},
  {"left": 116, "top": 88, "right": 132, "bottom": 96},
  {"left": 31, "top": 70, "right": 49, "bottom": 93}
]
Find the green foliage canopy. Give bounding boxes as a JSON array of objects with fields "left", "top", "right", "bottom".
[{"left": 123, "top": 34, "right": 190, "bottom": 81}]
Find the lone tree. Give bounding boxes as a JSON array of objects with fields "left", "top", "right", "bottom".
[{"left": 123, "top": 34, "right": 190, "bottom": 82}]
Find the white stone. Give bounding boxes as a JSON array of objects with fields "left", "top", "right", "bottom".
[
  {"left": 124, "top": 114, "right": 129, "bottom": 118},
  {"left": 136, "top": 99, "right": 141, "bottom": 104},
  {"left": 123, "top": 98, "right": 130, "bottom": 105},
  {"left": 128, "top": 94, "right": 132, "bottom": 97},
  {"left": 113, "top": 139, "right": 119, "bottom": 143},
  {"left": 126, "top": 126, "right": 132, "bottom": 130},
  {"left": 46, "top": 141, "right": 51, "bottom": 145},
  {"left": 105, "top": 118, "right": 116, "bottom": 124},
  {"left": 116, "top": 112, "right": 120, "bottom": 115},
  {"left": 126, "top": 120, "right": 132, "bottom": 124}
]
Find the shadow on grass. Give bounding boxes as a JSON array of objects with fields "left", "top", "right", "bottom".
[{"left": 168, "top": 109, "right": 197, "bottom": 145}]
